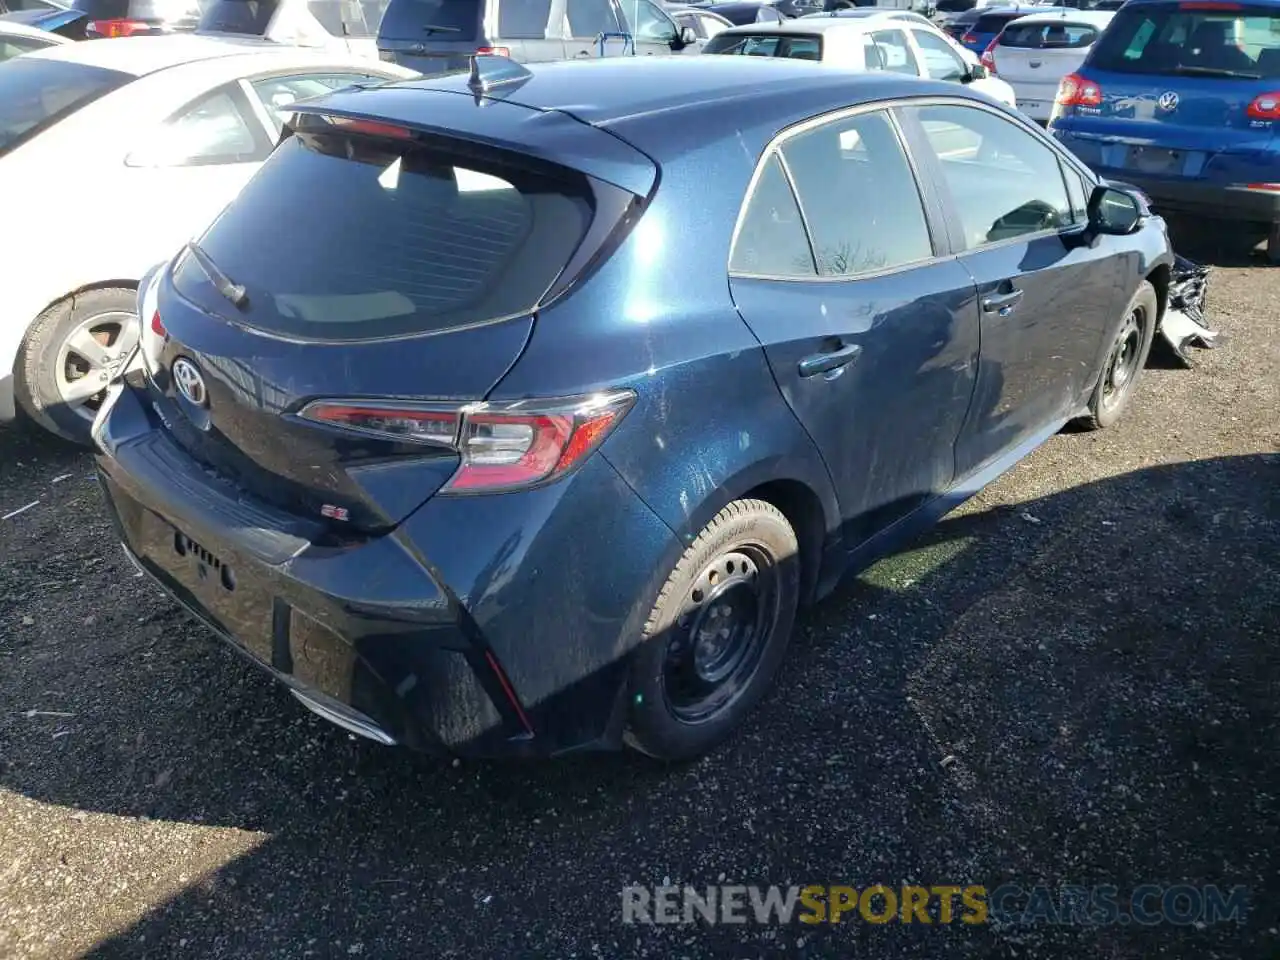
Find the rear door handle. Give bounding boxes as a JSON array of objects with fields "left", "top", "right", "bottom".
[
  {"left": 798, "top": 342, "right": 862, "bottom": 378},
  {"left": 982, "top": 288, "right": 1024, "bottom": 316}
]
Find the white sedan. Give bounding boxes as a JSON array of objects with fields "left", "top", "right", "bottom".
[
  {"left": 0, "top": 36, "right": 416, "bottom": 443},
  {"left": 0, "top": 18, "right": 71, "bottom": 61},
  {"left": 702, "top": 14, "right": 1018, "bottom": 107}
]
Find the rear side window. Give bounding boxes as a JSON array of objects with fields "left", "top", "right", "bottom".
[
  {"left": 0, "top": 35, "right": 53, "bottom": 61},
  {"left": 1000, "top": 20, "right": 1099, "bottom": 48},
  {"left": 173, "top": 130, "right": 597, "bottom": 339},
  {"left": 704, "top": 31, "right": 822, "bottom": 57},
  {"left": 1089, "top": 4, "right": 1280, "bottom": 75},
  {"left": 566, "top": 0, "right": 620, "bottom": 39},
  {"left": 498, "top": 0, "right": 553, "bottom": 37},
  {"left": 197, "top": 0, "right": 279, "bottom": 32},
  {"left": 780, "top": 110, "right": 932, "bottom": 275},
  {"left": 0, "top": 58, "right": 130, "bottom": 157},
  {"left": 378, "top": 0, "right": 478, "bottom": 40},
  {"left": 730, "top": 154, "right": 816, "bottom": 277}
]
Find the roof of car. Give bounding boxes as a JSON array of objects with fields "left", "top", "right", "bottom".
[
  {"left": 715, "top": 15, "right": 882, "bottom": 32},
  {"left": 1003, "top": 8, "right": 1113, "bottom": 23},
  {"left": 18, "top": 34, "right": 356, "bottom": 76}
]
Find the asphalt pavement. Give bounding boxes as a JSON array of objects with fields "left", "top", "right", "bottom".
[{"left": 0, "top": 235, "right": 1277, "bottom": 959}]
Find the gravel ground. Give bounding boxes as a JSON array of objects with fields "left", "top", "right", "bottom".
[{"left": 1, "top": 238, "right": 1277, "bottom": 960}]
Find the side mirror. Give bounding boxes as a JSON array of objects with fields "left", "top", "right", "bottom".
[
  {"left": 1087, "top": 185, "right": 1143, "bottom": 236},
  {"left": 678, "top": 24, "right": 698, "bottom": 45},
  {"left": 964, "top": 62, "right": 988, "bottom": 81}
]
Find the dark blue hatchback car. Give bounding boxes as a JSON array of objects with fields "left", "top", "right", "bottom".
[{"left": 95, "top": 56, "right": 1173, "bottom": 761}]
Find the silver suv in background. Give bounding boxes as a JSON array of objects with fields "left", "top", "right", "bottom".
[{"left": 376, "top": 0, "right": 698, "bottom": 74}]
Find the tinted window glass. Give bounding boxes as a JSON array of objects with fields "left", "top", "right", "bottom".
[
  {"left": 730, "top": 153, "right": 816, "bottom": 276},
  {"left": 379, "top": 0, "right": 478, "bottom": 39},
  {"left": 935, "top": 0, "right": 975, "bottom": 11},
  {"left": 705, "top": 31, "right": 821, "bottom": 57},
  {"left": 1000, "top": 20, "right": 1099, "bottom": 48},
  {"left": 173, "top": 132, "right": 596, "bottom": 339},
  {"left": 973, "top": 12, "right": 1020, "bottom": 33},
  {"left": 781, "top": 110, "right": 932, "bottom": 275},
  {"left": 566, "top": 0, "right": 620, "bottom": 37},
  {"left": 1089, "top": 5, "right": 1280, "bottom": 75},
  {"left": 0, "top": 58, "right": 129, "bottom": 157},
  {"left": 867, "top": 28, "right": 918, "bottom": 73},
  {"left": 197, "top": 0, "right": 279, "bottom": 32},
  {"left": 136, "top": 88, "right": 263, "bottom": 166},
  {"left": 912, "top": 103, "right": 1071, "bottom": 248},
  {"left": 912, "top": 28, "right": 966, "bottom": 79},
  {"left": 498, "top": 0, "right": 552, "bottom": 37}
]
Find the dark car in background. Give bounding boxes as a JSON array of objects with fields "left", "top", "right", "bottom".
[
  {"left": 702, "top": 0, "right": 786, "bottom": 23},
  {"left": 956, "top": 3, "right": 1068, "bottom": 51},
  {"left": 95, "top": 56, "right": 1172, "bottom": 762},
  {"left": 1051, "top": 0, "right": 1280, "bottom": 261},
  {"left": 69, "top": 0, "right": 198, "bottom": 36},
  {"left": 377, "top": 0, "right": 698, "bottom": 73}
]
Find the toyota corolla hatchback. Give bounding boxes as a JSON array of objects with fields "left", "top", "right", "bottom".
[{"left": 96, "top": 56, "right": 1173, "bottom": 761}]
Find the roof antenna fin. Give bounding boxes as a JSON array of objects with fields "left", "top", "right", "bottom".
[{"left": 468, "top": 54, "right": 534, "bottom": 95}]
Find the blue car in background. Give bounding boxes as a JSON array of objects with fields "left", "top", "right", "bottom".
[
  {"left": 1051, "top": 0, "right": 1280, "bottom": 260},
  {"left": 94, "top": 56, "right": 1172, "bottom": 762}
]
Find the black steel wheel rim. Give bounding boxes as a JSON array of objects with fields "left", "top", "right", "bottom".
[
  {"left": 1101, "top": 304, "right": 1145, "bottom": 411},
  {"left": 661, "top": 544, "right": 779, "bottom": 724}
]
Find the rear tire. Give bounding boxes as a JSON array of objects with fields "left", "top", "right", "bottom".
[
  {"left": 15, "top": 287, "right": 139, "bottom": 446},
  {"left": 624, "top": 499, "right": 800, "bottom": 761},
  {"left": 1076, "top": 280, "right": 1157, "bottom": 431}
]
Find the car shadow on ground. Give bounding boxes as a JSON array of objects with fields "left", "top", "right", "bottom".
[{"left": 2, "top": 449, "right": 1276, "bottom": 958}]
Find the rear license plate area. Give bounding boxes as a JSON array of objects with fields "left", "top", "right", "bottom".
[
  {"left": 1128, "top": 146, "right": 1185, "bottom": 175},
  {"left": 136, "top": 509, "right": 275, "bottom": 663}
]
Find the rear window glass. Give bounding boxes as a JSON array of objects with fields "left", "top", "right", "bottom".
[
  {"left": 378, "top": 0, "right": 478, "bottom": 39},
  {"left": 0, "top": 58, "right": 129, "bottom": 157},
  {"left": 974, "top": 13, "right": 1022, "bottom": 33},
  {"left": 704, "top": 31, "right": 822, "bottom": 57},
  {"left": 172, "top": 129, "right": 596, "bottom": 340},
  {"left": 498, "top": 0, "right": 551, "bottom": 37},
  {"left": 936, "top": 0, "right": 976, "bottom": 11},
  {"left": 1089, "top": 4, "right": 1280, "bottom": 76},
  {"left": 197, "top": 0, "right": 279, "bottom": 32},
  {"left": 1000, "top": 20, "right": 1099, "bottom": 47}
]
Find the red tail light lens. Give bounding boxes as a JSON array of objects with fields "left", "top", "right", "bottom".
[
  {"left": 1056, "top": 72, "right": 1102, "bottom": 107},
  {"left": 89, "top": 18, "right": 149, "bottom": 36},
  {"left": 981, "top": 39, "right": 997, "bottom": 72},
  {"left": 1247, "top": 92, "right": 1280, "bottom": 119},
  {"left": 298, "top": 391, "right": 636, "bottom": 494},
  {"left": 317, "top": 116, "right": 415, "bottom": 139},
  {"left": 476, "top": 46, "right": 511, "bottom": 56},
  {"left": 149, "top": 311, "right": 166, "bottom": 337}
]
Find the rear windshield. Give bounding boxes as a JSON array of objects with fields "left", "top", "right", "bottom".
[
  {"left": 974, "top": 12, "right": 1023, "bottom": 32},
  {"left": 172, "top": 128, "right": 596, "bottom": 340},
  {"left": 378, "top": 0, "right": 478, "bottom": 40},
  {"left": 936, "top": 0, "right": 976, "bottom": 11},
  {"left": 1000, "top": 19, "right": 1099, "bottom": 47},
  {"left": 1089, "top": 3, "right": 1280, "bottom": 76},
  {"left": 197, "top": 0, "right": 278, "bottom": 33},
  {"left": 0, "top": 58, "right": 129, "bottom": 157},
  {"left": 703, "top": 31, "right": 823, "bottom": 57}
]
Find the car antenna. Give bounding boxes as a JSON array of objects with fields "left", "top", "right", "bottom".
[{"left": 467, "top": 54, "right": 534, "bottom": 95}]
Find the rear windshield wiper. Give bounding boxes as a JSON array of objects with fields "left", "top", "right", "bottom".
[
  {"left": 1170, "top": 65, "right": 1261, "bottom": 79},
  {"left": 186, "top": 241, "right": 248, "bottom": 309},
  {"left": 421, "top": 24, "right": 461, "bottom": 32}
]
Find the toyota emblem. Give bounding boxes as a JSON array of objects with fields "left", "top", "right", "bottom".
[
  {"left": 1157, "top": 91, "right": 1179, "bottom": 112},
  {"left": 172, "top": 358, "right": 208, "bottom": 408}
]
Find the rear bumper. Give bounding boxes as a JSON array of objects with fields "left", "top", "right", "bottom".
[
  {"left": 95, "top": 376, "right": 681, "bottom": 758},
  {"left": 1053, "top": 131, "right": 1280, "bottom": 225}
]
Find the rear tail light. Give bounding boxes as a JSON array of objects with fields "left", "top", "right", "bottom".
[
  {"left": 980, "top": 38, "right": 997, "bottom": 72},
  {"left": 476, "top": 46, "right": 511, "bottom": 56},
  {"left": 1246, "top": 92, "right": 1280, "bottom": 119},
  {"left": 1056, "top": 72, "right": 1102, "bottom": 107},
  {"left": 298, "top": 390, "right": 636, "bottom": 494},
  {"left": 314, "top": 115, "right": 415, "bottom": 138},
  {"left": 1245, "top": 182, "right": 1280, "bottom": 191},
  {"left": 88, "top": 18, "right": 149, "bottom": 36}
]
